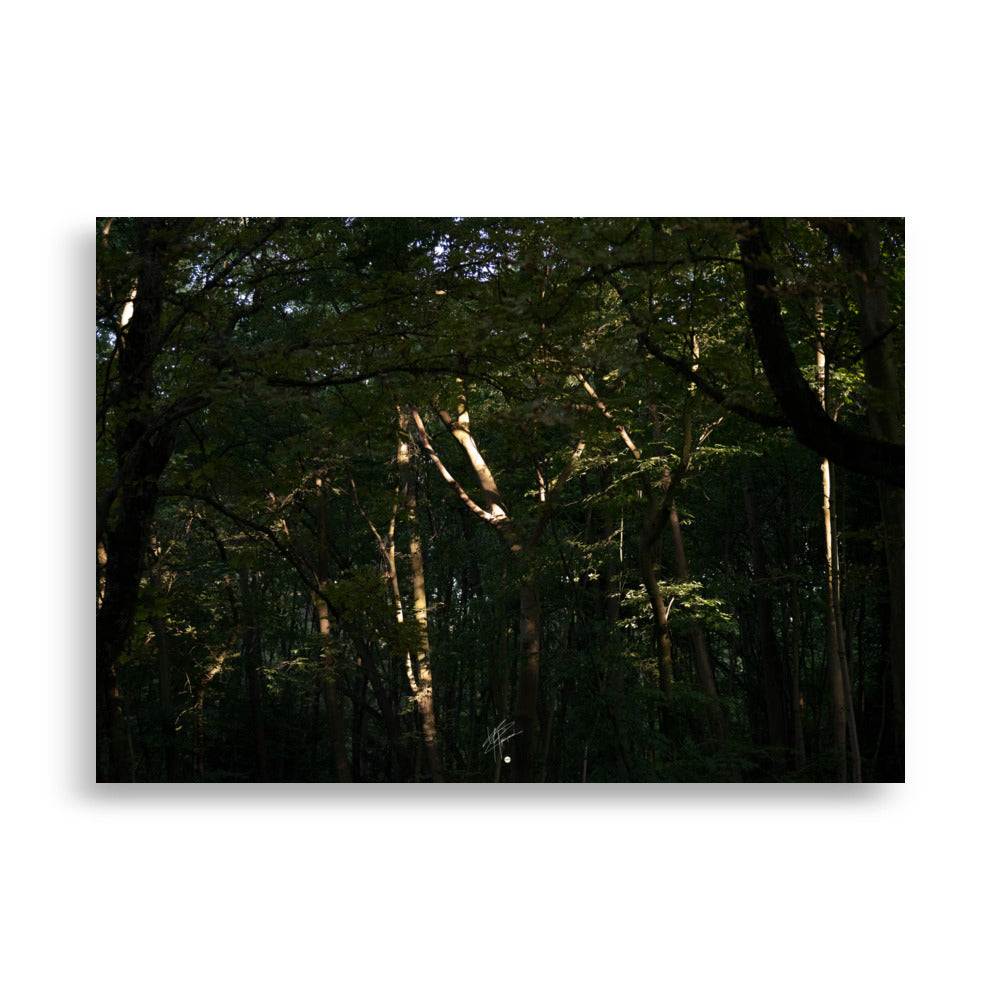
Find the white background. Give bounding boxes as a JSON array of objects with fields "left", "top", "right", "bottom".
[{"left": 2, "top": 3, "right": 994, "bottom": 997}]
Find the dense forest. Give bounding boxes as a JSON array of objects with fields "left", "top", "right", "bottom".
[{"left": 96, "top": 217, "right": 904, "bottom": 782}]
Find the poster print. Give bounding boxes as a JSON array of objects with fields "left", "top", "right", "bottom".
[{"left": 97, "top": 218, "right": 903, "bottom": 782}]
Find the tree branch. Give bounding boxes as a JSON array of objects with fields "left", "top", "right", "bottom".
[
  {"left": 737, "top": 219, "right": 904, "bottom": 488},
  {"left": 409, "top": 407, "right": 507, "bottom": 529}
]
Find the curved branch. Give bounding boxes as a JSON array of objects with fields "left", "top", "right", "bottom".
[
  {"left": 409, "top": 407, "right": 508, "bottom": 529},
  {"left": 637, "top": 330, "right": 790, "bottom": 430},
  {"left": 737, "top": 219, "right": 904, "bottom": 488}
]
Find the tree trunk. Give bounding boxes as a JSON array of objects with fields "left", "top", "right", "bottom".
[
  {"left": 638, "top": 512, "right": 676, "bottom": 739},
  {"left": 600, "top": 475, "right": 632, "bottom": 779},
  {"left": 314, "top": 476, "right": 351, "bottom": 782},
  {"left": 239, "top": 568, "right": 271, "bottom": 781},
  {"left": 512, "top": 577, "right": 542, "bottom": 782},
  {"left": 96, "top": 219, "right": 208, "bottom": 780},
  {"left": 96, "top": 219, "right": 170, "bottom": 781},
  {"left": 149, "top": 541, "right": 180, "bottom": 781},
  {"left": 821, "top": 454, "right": 848, "bottom": 782},
  {"left": 350, "top": 633, "right": 412, "bottom": 780},
  {"left": 827, "top": 462, "right": 863, "bottom": 782},
  {"left": 152, "top": 614, "right": 180, "bottom": 781},
  {"left": 783, "top": 457, "right": 808, "bottom": 771},
  {"left": 816, "top": 330, "right": 862, "bottom": 781},
  {"left": 737, "top": 218, "right": 904, "bottom": 488},
  {"left": 670, "top": 508, "right": 731, "bottom": 745},
  {"left": 194, "top": 654, "right": 227, "bottom": 780},
  {"left": 841, "top": 219, "right": 905, "bottom": 779},
  {"left": 314, "top": 597, "right": 352, "bottom": 782},
  {"left": 741, "top": 472, "right": 786, "bottom": 768},
  {"left": 398, "top": 414, "right": 445, "bottom": 781}
]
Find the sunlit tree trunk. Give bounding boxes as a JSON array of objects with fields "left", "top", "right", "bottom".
[
  {"left": 813, "top": 219, "right": 904, "bottom": 777},
  {"left": 817, "top": 326, "right": 861, "bottom": 781},
  {"left": 820, "top": 453, "right": 847, "bottom": 781},
  {"left": 829, "top": 463, "right": 862, "bottom": 781},
  {"left": 356, "top": 419, "right": 441, "bottom": 781},
  {"left": 398, "top": 413, "right": 445, "bottom": 781}
]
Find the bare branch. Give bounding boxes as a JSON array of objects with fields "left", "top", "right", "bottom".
[
  {"left": 409, "top": 407, "right": 503, "bottom": 528},
  {"left": 578, "top": 374, "right": 643, "bottom": 461}
]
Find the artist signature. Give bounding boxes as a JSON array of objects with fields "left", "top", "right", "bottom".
[{"left": 482, "top": 718, "right": 522, "bottom": 763}]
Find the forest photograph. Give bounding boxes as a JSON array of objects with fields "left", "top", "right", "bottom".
[{"left": 96, "top": 216, "right": 904, "bottom": 783}]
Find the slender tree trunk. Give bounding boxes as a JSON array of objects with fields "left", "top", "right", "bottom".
[
  {"left": 194, "top": 653, "right": 228, "bottom": 779},
  {"left": 821, "top": 454, "right": 848, "bottom": 782},
  {"left": 672, "top": 374, "right": 730, "bottom": 748},
  {"left": 816, "top": 329, "right": 861, "bottom": 781},
  {"left": 511, "top": 577, "right": 542, "bottom": 782},
  {"left": 398, "top": 413, "right": 445, "bottom": 781},
  {"left": 489, "top": 572, "right": 513, "bottom": 782},
  {"left": 669, "top": 506, "right": 731, "bottom": 746},
  {"left": 152, "top": 614, "right": 180, "bottom": 781},
  {"left": 364, "top": 424, "right": 440, "bottom": 781},
  {"left": 600, "top": 475, "right": 632, "bottom": 779},
  {"left": 828, "top": 463, "right": 863, "bottom": 782},
  {"left": 741, "top": 472, "right": 786, "bottom": 768},
  {"left": 816, "top": 318, "right": 846, "bottom": 781},
  {"left": 149, "top": 541, "right": 180, "bottom": 781},
  {"left": 783, "top": 457, "right": 807, "bottom": 771},
  {"left": 190, "top": 518, "right": 239, "bottom": 779},
  {"left": 313, "top": 477, "right": 351, "bottom": 782},
  {"left": 314, "top": 598, "right": 351, "bottom": 781},
  {"left": 814, "top": 219, "right": 904, "bottom": 777},
  {"left": 639, "top": 515, "right": 676, "bottom": 739},
  {"left": 350, "top": 634, "right": 411, "bottom": 780},
  {"left": 239, "top": 568, "right": 271, "bottom": 781},
  {"left": 851, "top": 221, "right": 905, "bottom": 778}
]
